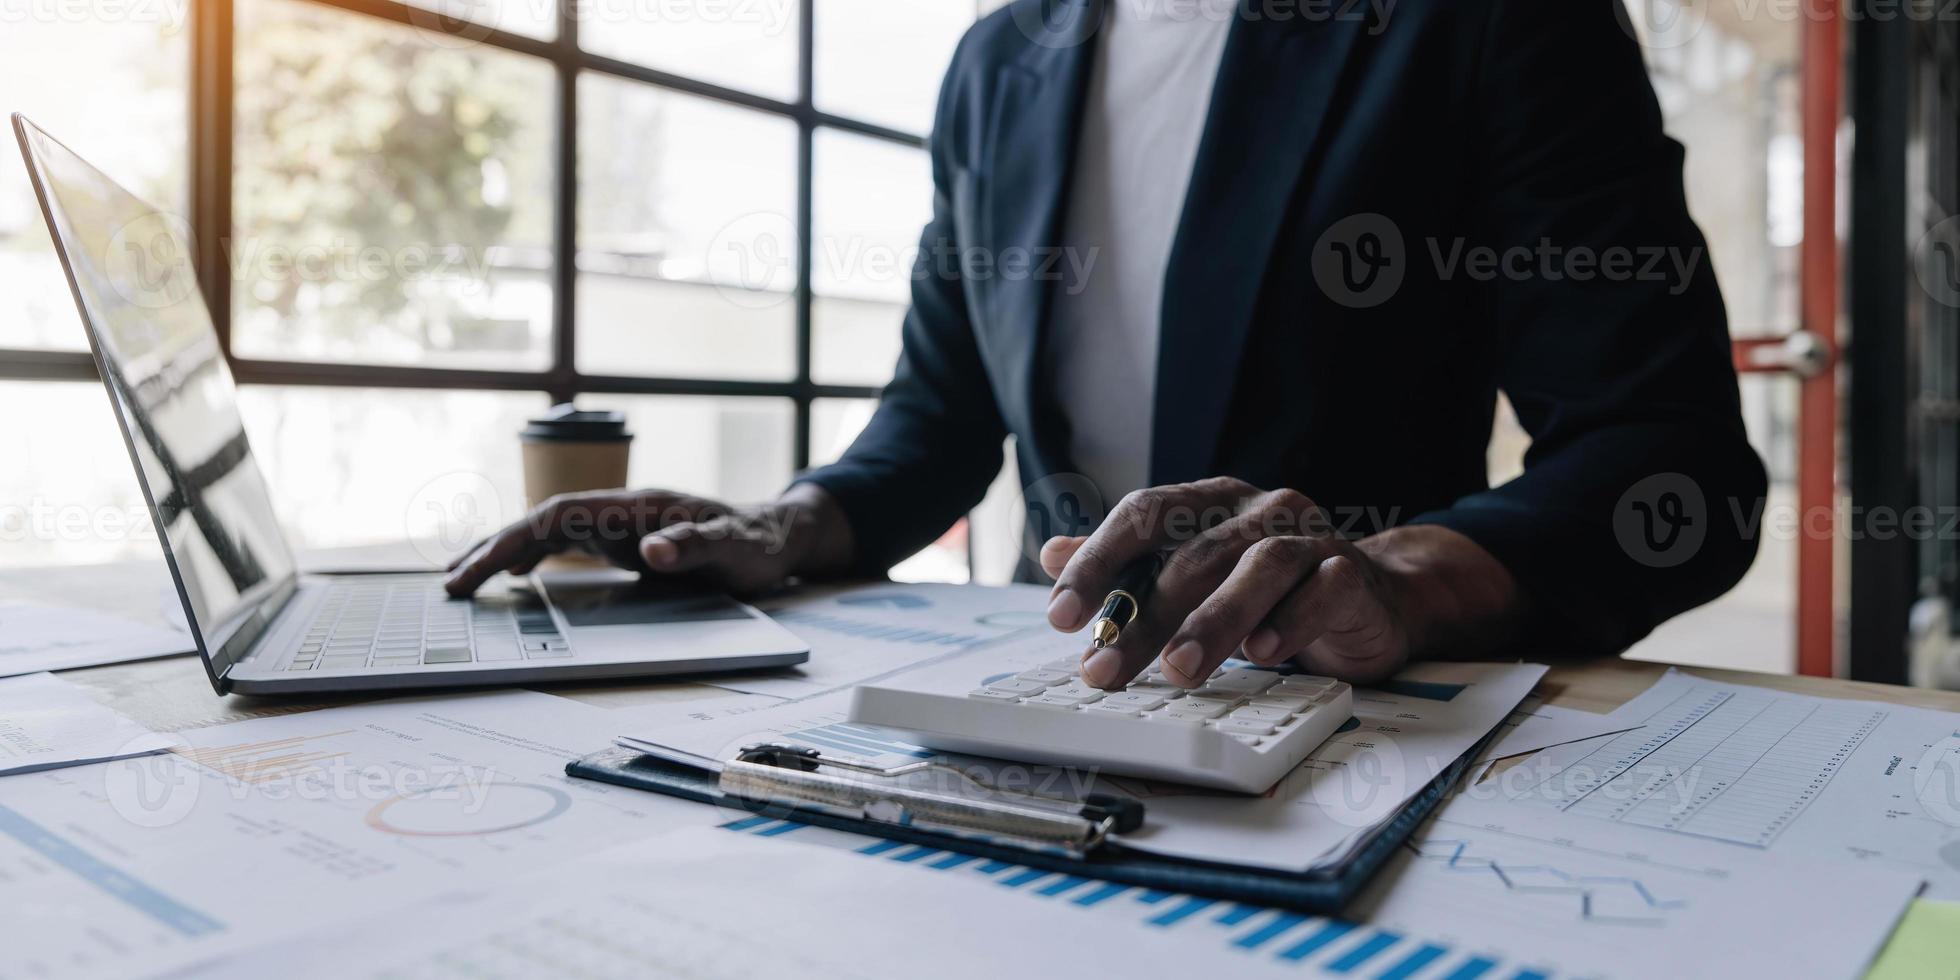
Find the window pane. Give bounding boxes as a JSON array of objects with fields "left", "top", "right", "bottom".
[
  {"left": 580, "top": 0, "right": 798, "bottom": 102},
  {"left": 814, "top": 397, "right": 968, "bottom": 582},
  {"left": 579, "top": 396, "right": 794, "bottom": 503},
  {"left": 815, "top": 1, "right": 975, "bottom": 135},
  {"left": 236, "top": 386, "right": 542, "bottom": 556},
  {"left": 399, "top": 0, "right": 556, "bottom": 41},
  {"left": 232, "top": 0, "right": 556, "bottom": 370},
  {"left": 577, "top": 74, "right": 798, "bottom": 380},
  {"left": 0, "top": 21, "right": 186, "bottom": 351},
  {"left": 811, "top": 130, "right": 930, "bottom": 386},
  {"left": 810, "top": 397, "right": 876, "bottom": 467},
  {"left": 1639, "top": 1, "right": 1801, "bottom": 339},
  {"left": 0, "top": 382, "right": 156, "bottom": 568}
]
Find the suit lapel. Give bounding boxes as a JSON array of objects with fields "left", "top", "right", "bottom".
[
  {"left": 983, "top": 1, "right": 1100, "bottom": 470},
  {"left": 1151, "top": 8, "right": 1368, "bottom": 485}
]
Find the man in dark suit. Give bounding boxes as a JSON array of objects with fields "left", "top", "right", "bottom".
[{"left": 447, "top": 0, "right": 1766, "bottom": 690}]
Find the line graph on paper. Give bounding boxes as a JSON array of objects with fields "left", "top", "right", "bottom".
[
  {"left": 1505, "top": 686, "right": 1888, "bottom": 848},
  {"left": 1402, "top": 837, "right": 1690, "bottom": 926}
]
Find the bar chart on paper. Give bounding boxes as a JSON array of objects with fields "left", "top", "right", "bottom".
[
  {"left": 1505, "top": 685, "right": 1886, "bottom": 847},
  {"left": 716, "top": 796, "right": 1916, "bottom": 980}
]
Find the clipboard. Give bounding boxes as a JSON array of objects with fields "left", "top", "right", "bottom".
[{"left": 567, "top": 727, "right": 1497, "bottom": 913}]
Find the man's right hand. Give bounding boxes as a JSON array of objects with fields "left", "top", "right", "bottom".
[{"left": 441, "top": 482, "right": 855, "bottom": 597}]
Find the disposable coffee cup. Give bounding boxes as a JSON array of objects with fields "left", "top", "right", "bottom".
[{"left": 520, "top": 404, "right": 632, "bottom": 508}]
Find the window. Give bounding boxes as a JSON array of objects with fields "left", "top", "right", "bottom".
[{"left": 1, "top": 0, "right": 988, "bottom": 574}]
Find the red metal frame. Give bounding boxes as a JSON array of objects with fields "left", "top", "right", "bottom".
[
  {"left": 1729, "top": 6, "right": 1840, "bottom": 677},
  {"left": 1796, "top": 1, "right": 1842, "bottom": 677}
]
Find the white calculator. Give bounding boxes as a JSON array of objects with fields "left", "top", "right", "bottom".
[{"left": 847, "top": 658, "right": 1352, "bottom": 794}]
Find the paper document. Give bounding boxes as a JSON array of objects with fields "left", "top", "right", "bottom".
[
  {"left": 0, "top": 690, "right": 719, "bottom": 979},
  {"left": 718, "top": 582, "right": 1053, "bottom": 699},
  {"left": 1471, "top": 695, "right": 1644, "bottom": 777},
  {"left": 0, "top": 603, "right": 191, "bottom": 677},
  {"left": 624, "top": 623, "right": 1542, "bottom": 872},
  {"left": 1345, "top": 793, "right": 1921, "bottom": 979},
  {"left": 169, "top": 826, "right": 1326, "bottom": 980},
  {"left": 0, "top": 672, "right": 174, "bottom": 775},
  {"left": 1496, "top": 668, "right": 1960, "bottom": 899},
  {"left": 708, "top": 793, "right": 1914, "bottom": 980}
]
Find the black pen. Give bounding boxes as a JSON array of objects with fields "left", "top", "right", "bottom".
[{"left": 1090, "top": 551, "right": 1169, "bottom": 649}]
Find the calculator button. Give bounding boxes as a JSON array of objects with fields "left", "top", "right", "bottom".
[
  {"left": 985, "top": 678, "right": 1048, "bottom": 696},
  {"left": 1249, "top": 694, "right": 1313, "bottom": 711},
  {"left": 1047, "top": 683, "right": 1104, "bottom": 701},
  {"left": 1125, "top": 683, "right": 1186, "bottom": 699},
  {"left": 1101, "top": 692, "right": 1167, "bottom": 711},
  {"left": 1145, "top": 711, "right": 1206, "bottom": 725},
  {"left": 1216, "top": 718, "right": 1277, "bottom": 736},
  {"left": 1017, "top": 669, "right": 1072, "bottom": 685},
  {"left": 969, "top": 688, "right": 1023, "bottom": 702},
  {"left": 1231, "top": 705, "right": 1294, "bottom": 723},
  {"left": 1166, "top": 700, "right": 1230, "bottom": 720},
  {"left": 1275, "top": 676, "right": 1334, "bottom": 693},
  {"left": 1084, "top": 702, "right": 1141, "bottom": 718},
  {"left": 1186, "top": 687, "right": 1242, "bottom": 701},
  {"left": 1023, "top": 694, "right": 1084, "bottom": 709},
  {"left": 1208, "top": 670, "right": 1279, "bottom": 694},
  {"left": 1227, "top": 733, "right": 1265, "bottom": 745},
  {"left": 1035, "top": 688, "right": 1100, "bottom": 705}
]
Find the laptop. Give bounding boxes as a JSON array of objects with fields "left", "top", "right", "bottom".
[{"left": 14, "top": 114, "right": 810, "bottom": 695}]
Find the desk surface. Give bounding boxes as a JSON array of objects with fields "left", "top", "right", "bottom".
[
  {"left": 10, "top": 555, "right": 1960, "bottom": 979},
  {"left": 16, "top": 554, "right": 1960, "bottom": 732}
]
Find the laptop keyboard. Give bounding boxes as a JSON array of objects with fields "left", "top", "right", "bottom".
[{"left": 286, "top": 580, "right": 571, "bottom": 671}]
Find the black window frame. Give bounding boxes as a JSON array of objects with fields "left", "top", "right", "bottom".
[{"left": 3, "top": 0, "right": 948, "bottom": 476}]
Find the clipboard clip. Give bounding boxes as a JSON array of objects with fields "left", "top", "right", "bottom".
[{"left": 720, "top": 743, "right": 1145, "bottom": 855}]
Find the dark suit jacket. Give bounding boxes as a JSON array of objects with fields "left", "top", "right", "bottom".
[{"left": 797, "top": 0, "right": 1768, "bottom": 659}]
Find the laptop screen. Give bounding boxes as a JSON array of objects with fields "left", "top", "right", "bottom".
[{"left": 16, "top": 116, "right": 296, "bottom": 664}]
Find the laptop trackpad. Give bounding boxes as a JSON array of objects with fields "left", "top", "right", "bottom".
[
  {"left": 530, "top": 569, "right": 805, "bottom": 666},
  {"left": 548, "top": 582, "right": 754, "bottom": 627}
]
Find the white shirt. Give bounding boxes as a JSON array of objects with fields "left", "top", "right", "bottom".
[{"left": 1048, "top": 0, "right": 1235, "bottom": 505}]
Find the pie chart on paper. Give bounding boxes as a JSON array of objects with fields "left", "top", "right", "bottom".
[{"left": 364, "top": 782, "right": 573, "bottom": 837}]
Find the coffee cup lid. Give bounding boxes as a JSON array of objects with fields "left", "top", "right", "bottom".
[{"left": 522, "top": 403, "right": 632, "bottom": 442}]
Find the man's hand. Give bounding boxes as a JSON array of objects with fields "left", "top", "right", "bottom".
[
  {"left": 1041, "top": 477, "right": 1521, "bottom": 689},
  {"left": 442, "top": 482, "right": 854, "bottom": 597}
]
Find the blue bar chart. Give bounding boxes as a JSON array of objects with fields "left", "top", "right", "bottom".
[{"left": 717, "top": 816, "right": 1537, "bottom": 978}]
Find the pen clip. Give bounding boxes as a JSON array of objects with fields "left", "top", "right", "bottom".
[{"left": 723, "top": 743, "right": 1144, "bottom": 854}]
